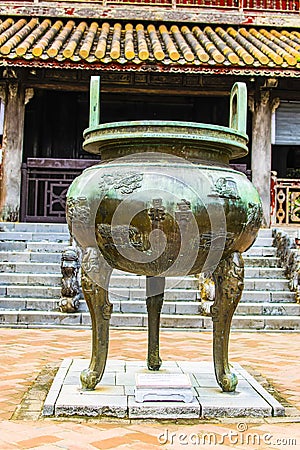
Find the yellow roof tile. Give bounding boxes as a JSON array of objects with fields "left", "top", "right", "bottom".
[
  {"left": 136, "top": 24, "right": 149, "bottom": 61},
  {"left": 147, "top": 24, "right": 165, "bottom": 61},
  {"left": 193, "top": 26, "right": 225, "bottom": 63},
  {"left": 110, "top": 23, "right": 121, "bottom": 60},
  {"left": 32, "top": 20, "right": 63, "bottom": 57},
  {"left": 95, "top": 22, "right": 109, "bottom": 60},
  {"left": 79, "top": 22, "right": 98, "bottom": 60},
  {"left": 0, "top": 17, "right": 299, "bottom": 73},
  {"left": 181, "top": 25, "right": 209, "bottom": 63},
  {"left": 46, "top": 20, "right": 74, "bottom": 58}
]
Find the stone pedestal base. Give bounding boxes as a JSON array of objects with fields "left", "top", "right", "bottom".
[{"left": 43, "top": 359, "right": 284, "bottom": 419}]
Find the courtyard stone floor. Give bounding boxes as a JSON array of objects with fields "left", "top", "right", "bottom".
[{"left": 0, "top": 328, "right": 299, "bottom": 449}]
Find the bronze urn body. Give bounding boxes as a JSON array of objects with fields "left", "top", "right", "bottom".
[{"left": 66, "top": 77, "right": 262, "bottom": 393}]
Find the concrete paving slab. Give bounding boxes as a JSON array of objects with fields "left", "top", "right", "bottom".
[{"left": 44, "top": 359, "right": 285, "bottom": 420}]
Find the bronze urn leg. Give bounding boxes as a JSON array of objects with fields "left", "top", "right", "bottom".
[
  {"left": 211, "top": 251, "right": 244, "bottom": 392},
  {"left": 146, "top": 276, "right": 165, "bottom": 371},
  {"left": 80, "top": 268, "right": 113, "bottom": 390}
]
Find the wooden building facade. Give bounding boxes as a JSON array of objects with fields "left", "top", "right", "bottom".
[{"left": 1, "top": 1, "right": 300, "bottom": 226}]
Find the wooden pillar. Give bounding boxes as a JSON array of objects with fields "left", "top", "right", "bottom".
[
  {"left": 0, "top": 81, "right": 26, "bottom": 221},
  {"left": 250, "top": 88, "right": 276, "bottom": 227}
]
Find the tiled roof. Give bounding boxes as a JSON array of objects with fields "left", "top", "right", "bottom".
[{"left": 1, "top": 17, "right": 300, "bottom": 72}]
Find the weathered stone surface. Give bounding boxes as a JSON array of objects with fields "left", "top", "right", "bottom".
[
  {"left": 128, "top": 396, "right": 200, "bottom": 419},
  {"left": 44, "top": 359, "right": 284, "bottom": 419},
  {"left": 55, "top": 385, "right": 127, "bottom": 418},
  {"left": 43, "top": 358, "right": 72, "bottom": 416},
  {"left": 236, "top": 366, "right": 285, "bottom": 417}
]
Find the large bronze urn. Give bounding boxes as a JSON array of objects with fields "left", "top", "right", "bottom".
[{"left": 66, "top": 77, "right": 262, "bottom": 393}]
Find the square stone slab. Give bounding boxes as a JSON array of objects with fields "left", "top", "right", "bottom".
[
  {"left": 135, "top": 373, "right": 194, "bottom": 403},
  {"left": 136, "top": 372, "right": 192, "bottom": 388},
  {"left": 43, "top": 359, "right": 285, "bottom": 419}
]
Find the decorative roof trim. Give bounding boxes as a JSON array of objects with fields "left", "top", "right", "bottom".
[
  {"left": 1, "top": 4, "right": 300, "bottom": 28},
  {"left": 2, "top": 58, "right": 300, "bottom": 78}
]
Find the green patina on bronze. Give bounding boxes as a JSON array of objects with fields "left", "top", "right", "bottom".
[{"left": 66, "top": 77, "right": 263, "bottom": 394}]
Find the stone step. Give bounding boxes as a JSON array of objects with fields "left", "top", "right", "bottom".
[
  {"left": 0, "top": 298, "right": 59, "bottom": 311},
  {"left": 0, "top": 260, "right": 285, "bottom": 278},
  {"left": 0, "top": 262, "right": 60, "bottom": 274},
  {"left": 85, "top": 313, "right": 300, "bottom": 330},
  {"left": 204, "top": 315, "right": 300, "bottom": 331},
  {"left": 244, "top": 267, "right": 285, "bottom": 278},
  {"left": 0, "top": 310, "right": 81, "bottom": 327},
  {"left": 244, "top": 278, "right": 290, "bottom": 291},
  {"left": 243, "top": 246, "right": 277, "bottom": 257},
  {"left": 243, "top": 256, "right": 279, "bottom": 268},
  {"left": 0, "top": 273, "right": 199, "bottom": 289},
  {"left": 252, "top": 237, "right": 274, "bottom": 247},
  {"left": 1, "top": 252, "right": 62, "bottom": 264},
  {"left": 114, "top": 289, "right": 295, "bottom": 304},
  {"left": 0, "top": 256, "right": 285, "bottom": 278},
  {"left": 27, "top": 242, "right": 67, "bottom": 253},
  {"left": 0, "top": 258, "right": 285, "bottom": 279},
  {"left": 1, "top": 283, "right": 294, "bottom": 303},
  {"left": 113, "top": 300, "right": 300, "bottom": 316},
  {"left": 0, "top": 242, "right": 27, "bottom": 252},
  {"left": 0, "top": 310, "right": 299, "bottom": 330},
  {"left": 0, "top": 222, "right": 68, "bottom": 232},
  {"left": 255, "top": 228, "right": 273, "bottom": 238},
  {"left": 0, "top": 273, "right": 61, "bottom": 286},
  {"left": 240, "top": 290, "right": 295, "bottom": 303},
  {"left": 1, "top": 297, "right": 298, "bottom": 320},
  {"left": 0, "top": 231, "right": 70, "bottom": 242},
  {"left": 0, "top": 242, "right": 66, "bottom": 252},
  {"left": 110, "top": 286, "right": 294, "bottom": 302},
  {"left": 109, "top": 276, "right": 289, "bottom": 291},
  {"left": 109, "top": 287, "right": 199, "bottom": 302},
  {"left": 0, "top": 287, "right": 295, "bottom": 310},
  {"left": 236, "top": 302, "right": 300, "bottom": 316},
  {"left": 2, "top": 286, "right": 61, "bottom": 298},
  {"left": 0, "top": 278, "right": 293, "bottom": 306},
  {"left": 0, "top": 251, "right": 61, "bottom": 263},
  {"left": 119, "top": 300, "right": 202, "bottom": 315}
]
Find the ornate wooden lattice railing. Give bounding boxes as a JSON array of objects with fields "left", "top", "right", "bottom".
[
  {"left": 242, "top": 0, "right": 299, "bottom": 11},
  {"left": 10, "top": 0, "right": 299, "bottom": 11},
  {"left": 21, "top": 158, "right": 99, "bottom": 223},
  {"left": 103, "top": 0, "right": 299, "bottom": 9},
  {"left": 271, "top": 176, "right": 300, "bottom": 225}
]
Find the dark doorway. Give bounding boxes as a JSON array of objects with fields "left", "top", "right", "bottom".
[
  {"left": 272, "top": 145, "right": 300, "bottom": 178},
  {"left": 24, "top": 89, "right": 231, "bottom": 161}
]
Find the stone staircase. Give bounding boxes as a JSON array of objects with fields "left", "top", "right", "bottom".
[{"left": 0, "top": 223, "right": 299, "bottom": 330}]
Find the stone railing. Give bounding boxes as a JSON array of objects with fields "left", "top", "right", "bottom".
[{"left": 272, "top": 228, "right": 300, "bottom": 304}]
